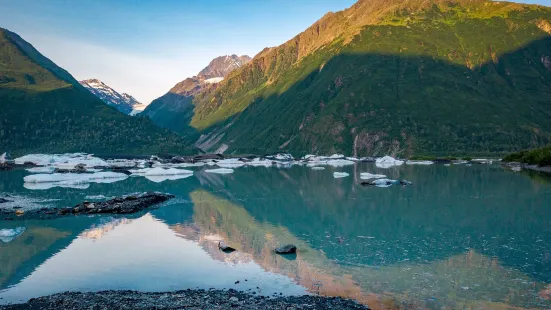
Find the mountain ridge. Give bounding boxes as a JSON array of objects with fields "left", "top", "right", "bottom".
[
  {"left": 79, "top": 79, "right": 144, "bottom": 115},
  {"left": 0, "top": 27, "right": 193, "bottom": 156},
  {"left": 166, "top": 0, "right": 551, "bottom": 156}
]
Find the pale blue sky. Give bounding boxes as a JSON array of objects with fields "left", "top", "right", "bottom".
[{"left": 1, "top": 0, "right": 550, "bottom": 103}]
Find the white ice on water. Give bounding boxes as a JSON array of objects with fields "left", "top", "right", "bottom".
[
  {"left": 26, "top": 167, "right": 56, "bottom": 174},
  {"left": 23, "top": 172, "right": 128, "bottom": 190},
  {"left": 215, "top": 159, "right": 245, "bottom": 168},
  {"left": 145, "top": 174, "right": 193, "bottom": 183},
  {"left": 246, "top": 158, "right": 273, "bottom": 167},
  {"left": 375, "top": 156, "right": 404, "bottom": 168},
  {"left": 406, "top": 160, "right": 434, "bottom": 165},
  {"left": 143, "top": 167, "right": 194, "bottom": 176},
  {"left": 15, "top": 153, "right": 108, "bottom": 167},
  {"left": 205, "top": 168, "right": 234, "bottom": 174},
  {"left": 360, "top": 172, "right": 387, "bottom": 180},
  {"left": 0, "top": 227, "right": 26, "bottom": 243},
  {"left": 333, "top": 172, "right": 349, "bottom": 178}
]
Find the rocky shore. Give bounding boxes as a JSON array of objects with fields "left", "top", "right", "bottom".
[
  {"left": 0, "top": 289, "right": 369, "bottom": 310},
  {"left": 0, "top": 192, "right": 174, "bottom": 221},
  {"left": 502, "top": 161, "right": 551, "bottom": 174}
]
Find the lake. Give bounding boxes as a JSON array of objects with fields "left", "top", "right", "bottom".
[{"left": 1, "top": 162, "right": 551, "bottom": 309}]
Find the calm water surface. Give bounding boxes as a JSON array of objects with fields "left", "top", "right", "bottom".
[{"left": 1, "top": 163, "right": 550, "bottom": 309}]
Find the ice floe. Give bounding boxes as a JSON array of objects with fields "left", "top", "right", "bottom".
[
  {"left": 406, "top": 160, "right": 434, "bottom": 165},
  {"left": 266, "top": 153, "right": 294, "bottom": 161},
  {"left": 333, "top": 172, "right": 349, "bottom": 178},
  {"left": 311, "top": 167, "right": 325, "bottom": 170},
  {"left": 145, "top": 174, "right": 193, "bottom": 183},
  {"left": 15, "top": 153, "right": 108, "bottom": 167},
  {"left": 375, "top": 156, "right": 404, "bottom": 168},
  {"left": 26, "top": 166, "right": 56, "bottom": 174},
  {"left": 23, "top": 172, "right": 128, "bottom": 190},
  {"left": 360, "top": 172, "right": 387, "bottom": 180},
  {"left": 215, "top": 159, "right": 245, "bottom": 168},
  {"left": 371, "top": 179, "right": 399, "bottom": 187},
  {"left": 326, "top": 159, "right": 355, "bottom": 167},
  {"left": 205, "top": 168, "right": 234, "bottom": 174},
  {"left": 0, "top": 227, "right": 26, "bottom": 243},
  {"left": 143, "top": 167, "right": 194, "bottom": 176},
  {"left": 245, "top": 158, "right": 273, "bottom": 167}
]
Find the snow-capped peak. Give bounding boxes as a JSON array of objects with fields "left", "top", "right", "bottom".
[{"left": 80, "top": 79, "right": 145, "bottom": 115}]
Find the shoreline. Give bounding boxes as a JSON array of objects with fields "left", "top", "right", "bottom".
[
  {"left": 0, "top": 289, "right": 370, "bottom": 310},
  {"left": 502, "top": 161, "right": 551, "bottom": 174}
]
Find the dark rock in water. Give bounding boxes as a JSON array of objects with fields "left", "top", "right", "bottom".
[
  {"left": 22, "top": 161, "right": 38, "bottom": 167},
  {"left": 54, "top": 163, "right": 88, "bottom": 174},
  {"left": 0, "top": 198, "right": 10, "bottom": 204},
  {"left": 360, "top": 182, "right": 373, "bottom": 187},
  {"left": 4, "top": 192, "right": 174, "bottom": 221},
  {"left": 171, "top": 156, "right": 190, "bottom": 164},
  {"left": 275, "top": 244, "right": 297, "bottom": 254},
  {"left": 193, "top": 154, "right": 225, "bottom": 161},
  {"left": 219, "top": 241, "right": 236, "bottom": 253},
  {"left": 109, "top": 167, "right": 132, "bottom": 175},
  {"left": 400, "top": 180, "right": 413, "bottom": 186},
  {"left": 0, "top": 163, "right": 13, "bottom": 171}
]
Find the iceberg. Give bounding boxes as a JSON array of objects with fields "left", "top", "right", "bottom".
[
  {"left": 333, "top": 172, "right": 349, "bottom": 178},
  {"left": 311, "top": 166, "right": 325, "bottom": 170},
  {"left": 326, "top": 159, "right": 355, "bottom": 167},
  {"left": 266, "top": 153, "right": 294, "bottom": 161},
  {"left": 372, "top": 178, "right": 399, "bottom": 188},
  {"left": 346, "top": 157, "right": 359, "bottom": 161},
  {"left": 205, "top": 168, "right": 234, "bottom": 174},
  {"left": 360, "top": 172, "right": 387, "bottom": 180},
  {"left": 246, "top": 158, "right": 273, "bottom": 167},
  {"left": 145, "top": 174, "right": 193, "bottom": 183},
  {"left": 23, "top": 172, "right": 128, "bottom": 190},
  {"left": 375, "top": 156, "right": 404, "bottom": 168},
  {"left": 14, "top": 153, "right": 108, "bottom": 167},
  {"left": 406, "top": 160, "right": 434, "bottom": 165},
  {"left": 0, "top": 152, "right": 10, "bottom": 164},
  {"left": 328, "top": 154, "right": 345, "bottom": 159},
  {"left": 0, "top": 227, "right": 26, "bottom": 243},
  {"left": 215, "top": 158, "right": 245, "bottom": 168},
  {"left": 144, "top": 167, "right": 194, "bottom": 176},
  {"left": 26, "top": 166, "right": 55, "bottom": 174}
]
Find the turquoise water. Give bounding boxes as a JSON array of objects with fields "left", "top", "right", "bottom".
[{"left": 1, "top": 163, "right": 551, "bottom": 309}]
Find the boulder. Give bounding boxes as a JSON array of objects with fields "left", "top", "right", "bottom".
[
  {"left": 275, "top": 244, "right": 297, "bottom": 254},
  {"left": 218, "top": 241, "right": 236, "bottom": 253}
]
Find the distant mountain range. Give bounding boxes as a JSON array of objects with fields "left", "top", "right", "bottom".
[
  {"left": 80, "top": 79, "right": 145, "bottom": 115},
  {"left": 142, "top": 54, "right": 251, "bottom": 134},
  {"left": 143, "top": 0, "right": 551, "bottom": 157},
  {"left": 0, "top": 27, "right": 192, "bottom": 156}
]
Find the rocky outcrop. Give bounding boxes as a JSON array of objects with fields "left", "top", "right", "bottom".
[
  {"left": 1, "top": 192, "right": 174, "bottom": 220},
  {"left": 275, "top": 244, "right": 297, "bottom": 254}
]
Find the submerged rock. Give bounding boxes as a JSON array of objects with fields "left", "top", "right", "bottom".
[
  {"left": 275, "top": 244, "right": 297, "bottom": 254},
  {"left": 218, "top": 241, "right": 236, "bottom": 253}
]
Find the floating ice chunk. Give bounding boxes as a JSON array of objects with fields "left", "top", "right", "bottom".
[
  {"left": 246, "top": 158, "right": 273, "bottom": 167},
  {"left": 311, "top": 167, "right": 325, "bottom": 170},
  {"left": 174, "top": 162, "right": 206, "bottom": 168},
  {"left": 266, "top": 153, "right": 294, "bottom": 161},
  {"left": 406, "top": 160, "right": 434, "bottom": 165},
  {"left": 215, "top": 158, "right": 245, "bottom": 168},
  {"left": 0, "top": 152, "right": 10, "bottom": 164},
  {"left": 0, "top": 227, "right": 26, "bottom": 243},
  {"left": 328, "top": 154, "right": 345, "bottom": 159},
  {"left": 360, "top": 172, "right": 387, "bottom": 180},
  {"left": 24, "top": 182, "right": 90, "bottom": 190},
  {"left": 375, "top": 156, "right": 404, "bottom": 168},
  {"left": 303, "top": 154, "right": 317, "bottom": 160},
  {"left": 333, "top": 172, "right": 349, "bottom": 178},
  {"left": 145, "top": 174, "right": 193, "bottom": 183},
  {"left": 23, "top": 172, "right": 128, "bottom": 190},
  {"left": 143, "top": 167, "right": 193, "bottom": 176},
  {"left": 346, "top": 157, "right": 359, "bottom": 161},
  {"left": 15, "top": 153, "right": 108, "bottom": 167},
  {"left": 107, "top": 159, "right": 140, "bottom": 168},
  {"left": 326, "top": 159, "right": 355, "bottom": 167},
  {"left": 84, "top": 195, "right": 110, "bottom": 200},
  {"left": 26, "top": 166, "right": 55, "bottom": 174},
  {"left": 205, "top": 168, "right": 234, "bottom": 174}
]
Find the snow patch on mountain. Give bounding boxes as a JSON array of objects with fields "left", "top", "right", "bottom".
[{"left": 80, "top": 79, "right": 145, "bottom": 115}]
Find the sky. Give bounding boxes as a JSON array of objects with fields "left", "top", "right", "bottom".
[{"left": 1, "top": 0, "right": 550, "bottom": 104}]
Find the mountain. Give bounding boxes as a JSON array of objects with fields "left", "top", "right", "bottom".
[
  {"left": 0, "top": 27, "right": 193, "bottom": 156},
  {"left": 149, "top": 0, "right": 551, "bottom": 157},
  {"left": 80, "top": 79, "right": 144, "bottom": 115},
  {"left": 142, "top": 55, "right": 251, "bottom": 135}
]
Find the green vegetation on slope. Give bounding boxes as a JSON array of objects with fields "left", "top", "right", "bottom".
[
  {"left": 176, "top": 0, "right": 551, "bottom": 157},
  {"left": 0, "top": 28, "right": 193, "bottom": 156},
  {"left": 503, "top": 145, "right": 551, "bottom": 166}
]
